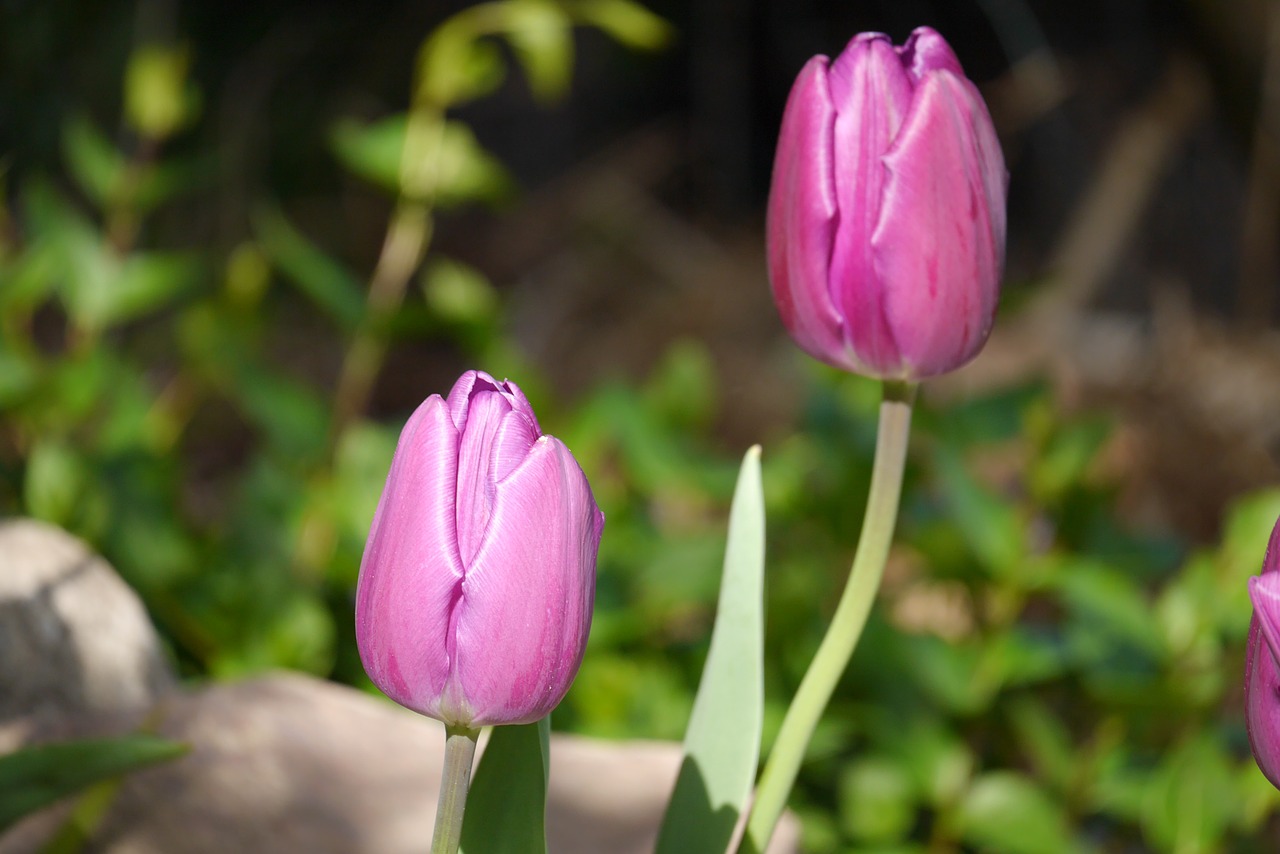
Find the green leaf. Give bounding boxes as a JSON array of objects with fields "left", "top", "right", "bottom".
[
  {"left": 331, "top": 115, "right": 512, "bottom": 206},
  {"left": 1007, "top": 697, "right": 1075, "bottom": 791},
  {"left": 460, "top": 717, "right": 550, "bottom": 854},
  {"left": 330, "top": 114, "right": 410, "bottom": 195},
  {"left": 422, "top": 257, "right": 498, "bottom": 325},
  {"left": 1052, "top": 559, "right": 1165, "bottom": 660},
  {"left": 504, "top": 0, "right": 574, "bottom": 102},
  {"left": 655, "top": 446, "right": 765, "bottom": 854},
  {"left": 418, "top": 16, "right": 507, "bottom": 108},
  {"left": 0, "top": 346, "right": 40, "bottom": 407},
  {"left": 253, "top": 205, "right": 366, "bottom": 332},
  {"left": 1140, "top": 734, "right": 1238, "bottom": 854},
  {"left": 62, "top": 115, "right": 126, "bottom": 208},
  {"left": 124, "top": 43, "right": 198, "bottom": 139},
  {"left": 932, "top": 444, "right": 1024, "bottom": 579},
  {"left": 0, "top": 735, "right": 188, "bottom": 831},
  {"left": 572, "top": 0, "right": 673, "bottom": 50},
  {"left": 958, "top": 771, "right": 1078, "bottom": 854},
  {"left": 24, "top": 439, "right": 86, "bottom": 528},
  {"left": 838, "top": 757, "right": 916, "bottom": 843}
]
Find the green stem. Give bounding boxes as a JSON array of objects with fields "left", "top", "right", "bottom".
[
  {"left": 741, "top": 379, "right": 918, "bottom": 853},
  {"left": 431, "top": 725, "right": 480, "bottom": 854}
]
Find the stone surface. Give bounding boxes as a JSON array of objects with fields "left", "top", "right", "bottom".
[
  {"left": 2, "top": 673, "right": 800, "bottom": 853},
  {"left": 0, "top": 519, "right": 174, "bottom": 723}
]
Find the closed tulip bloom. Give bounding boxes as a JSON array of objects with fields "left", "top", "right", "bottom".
[
  {"left": 356, "top": 370, "right": 604, "bottom": 727},
  {"left": 768, "top": 26, "right": 1007, "bottom": 380},
  {"left": 1247, "top": 518, "right": 1280, "bottom": 789}
]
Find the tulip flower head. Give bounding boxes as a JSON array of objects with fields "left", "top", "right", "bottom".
[
  {"left": 1247, "top": 518, "right": 1280, "bottom": 789},
  {"left": 356, "top": 371, "right": 604, "bottom": 727},
  {"left": 767, "top": 27, "right": 1007, "bottom": 380}
]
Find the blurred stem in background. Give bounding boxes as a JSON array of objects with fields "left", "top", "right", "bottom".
[{"left": 743, "top": 380, "right": 917, "bottom": 853}]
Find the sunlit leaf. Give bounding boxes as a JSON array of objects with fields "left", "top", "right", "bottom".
[
  {"left": 504, "top": 0, "right": 574, "bottom": 102},
  {"left": 656, "top": 446, "right": 764, "bottom": 854},
  {"left": 460, "top": 717, "right": 550, "bottom": 854}
]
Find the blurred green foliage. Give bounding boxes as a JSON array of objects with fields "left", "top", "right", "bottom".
[{"left": 0, "top": 2, "right": 1276, "bottom": 851}]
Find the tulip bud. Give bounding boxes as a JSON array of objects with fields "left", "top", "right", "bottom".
[
  {"left": 1247, "top": 518, "right": 1280, "bottom": 789},
  {"left": 355, "top": 370, "right": 604, "bottom": 727},
  {"left": 767, "top": 27, "right": 1007, "bottom": 380}
]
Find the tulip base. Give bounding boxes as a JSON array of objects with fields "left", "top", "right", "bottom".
[
  {"left": 431, "top": 724, "right": 481, "bottom": 854},
  {"left": 741, "top": 379, "right": 917, "bottom": 853}
]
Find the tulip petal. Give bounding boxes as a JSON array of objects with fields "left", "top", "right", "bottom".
[
  {"left": 355, "top": 395, "right": 464, "bottom": 719},
  {"left": 873, "top": 72, "right": 1006, "bottom": 378},
  {"left": 446, "top": 369, "right": 486, "bottom": 432},
  {"left": 1249, "top": 572, "right": 1280, "bottom": 788},
  {"left": 452, "top": 436, "right": 604, "bottom": 725},
  {"left": 827, "top": 35, "right": 914, "bottom": 375},
  {"left": 900, "top": 27, "right": 965, "bottom": 81},
  {"left": 1247, "top": 518, "right": 1280, "bottom": 788},
  {"left": 766, "top": 57, "right": 847, "bottom": 368},
  {"left": 455, "top": 390, "right": 514, "bottom": 565}
]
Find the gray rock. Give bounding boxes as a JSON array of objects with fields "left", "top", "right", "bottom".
[{"left": 0, "top": 519, "right": 174, "bottom": 723}]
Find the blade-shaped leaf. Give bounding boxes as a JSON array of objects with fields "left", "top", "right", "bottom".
[
  {"left": 656, "top": 445, "right": 765, "bottom": 854},
  {"left": 460, "top": 717, "right": 550, "bottom": 854},
  {"left": 0, "top": 735, "right": 188, "bottom": 831},
  {"left": 253, "top": 205, "right": 367, "bottom": 332}
]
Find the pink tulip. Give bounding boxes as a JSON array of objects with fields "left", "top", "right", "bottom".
[
  {"left": 356, "top": 370, "right": 604, "bottom": 727},
  {"left": 767, "top": 27, "right": 1007, "bottom": 380},
  {"left": 1247, "top": 518, "right": 1280, "bottom": 789}
]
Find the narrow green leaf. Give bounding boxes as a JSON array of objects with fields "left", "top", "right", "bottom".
[
  {"left": 958, "top": 772, "right": 1077, "bottom": 854},
  {"left": 0, "top": 735, "right": 188, "bottom": 831},
  {"left": 62, "top": 115, "right": 126, "bottom": 208},
  {"left": 503, "top": 0, "right": 574, "bottom": 102},
  {"left": 253, "top": 205, "right": 366, "bottom": 332},
  {"left": 572, "top": 0, "right": 674, "bottom": 50},
  {"left": 656, "top": 445, "right": 765, "bottom": 854},
  {"left": 460, "top": 717, "right": 550, "bottom": 854}
]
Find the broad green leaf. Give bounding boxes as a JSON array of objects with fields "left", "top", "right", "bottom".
[
  {"left": 253, "top": 206, "right": 366, "bottom": 331},
  {"left": 958, "top": 771, "right": 1077, "bottom": 854},
  {"left": 0, "top": 735, "right": 188, "bottom": 831},
  {"left": 330, "top": 114, "right": 410, "bottom": 195},
  {"left": 572, "top": 0, "right": 673, "bottom": 50},
  {"left": 504, "top": 0, "right": 574, "bottom": 101},
  {"left": 655, "top": 446, "right": 765, "bottom": 854},
  {"left": 460, "top": 717, "right": 550, "bottom": 854}
]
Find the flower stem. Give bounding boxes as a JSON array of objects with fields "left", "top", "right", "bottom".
[
  {"left": 431, "top": 725, "right": 480, "bottom": 854},
  {"left": 741, "top": 379, "right": 917, "bottom": 853}
]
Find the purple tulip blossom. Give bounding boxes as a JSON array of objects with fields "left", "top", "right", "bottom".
[
  {"left": 356, "top": 370, "right": 604, "bottom": 727},
  {"left": 1247, "top": 518, "right": 1280, "bottom": 789},
  {"left": 767, "top": 27, "right": 1007, "bottom": 380}
]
